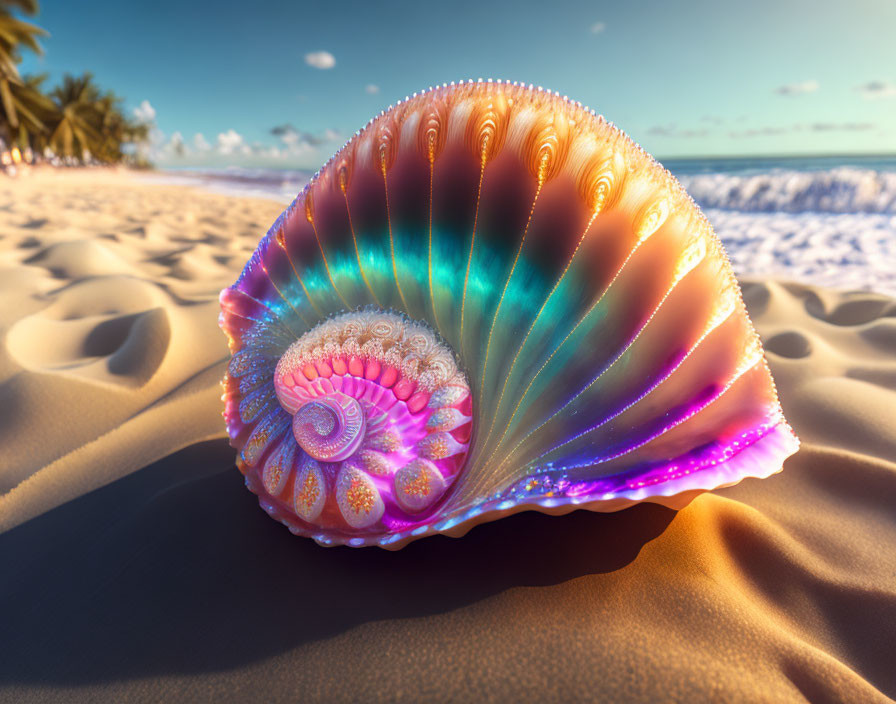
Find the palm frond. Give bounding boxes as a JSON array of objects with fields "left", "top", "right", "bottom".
[{"left": 0, "top": 1, "right": 40, "bottom": 15}]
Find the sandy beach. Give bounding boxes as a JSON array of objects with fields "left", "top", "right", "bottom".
[{"left": 1, "top": 169, "right": 894, "bottom": 702}]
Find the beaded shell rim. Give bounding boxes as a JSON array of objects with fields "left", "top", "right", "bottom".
[{"left": 245, "top": 425, "right": 794, "bottom": 550}]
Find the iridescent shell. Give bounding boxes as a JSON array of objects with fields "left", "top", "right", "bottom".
[{"left": 219, "top": 80, "right": 799, "bottom": 549}]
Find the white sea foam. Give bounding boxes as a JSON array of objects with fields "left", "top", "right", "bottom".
[{"left": 708, "top": 209, "right": 896, "bottom": 297}]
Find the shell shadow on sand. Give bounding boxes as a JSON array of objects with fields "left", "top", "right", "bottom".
[{"left": 0, "top": 439, "right": 676, "bottom": 685}]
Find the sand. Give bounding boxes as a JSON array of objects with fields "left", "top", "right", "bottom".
[{"left": 0, "top": 169, "right": 894, "bottom": 703}]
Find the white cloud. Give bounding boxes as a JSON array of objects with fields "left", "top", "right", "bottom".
[
  {"left": 647, "top": 124, "right": 708, "bottom": 139},
  {"left": 271, "top": 124, "right": 305, "bottom": 146},
  {"left": 286, "top": 142, "right": 316, "bottom": 159},
  {"left": 133, "top": 99, "right": 156, "bottom": 124},
  {"left": 305, "top": 51, "right": 336, "bottom": 69},
  {"left": 809, "top": 122, "right": 874, "bottom": 132},
  {"left": 143, "top": 121, "right": 341, "bottom": 167},
  {"left": 856, "top": 80, "right": 896, "bottom": 99},
  {"left": 365, "top": 84, "right": 380, "bottom": 94},
  {"left": 774, "top": 79, "right": 819, "bottom": 96},
  {"left": 279, "top": 129, "right": 301, "bottom": 146},
  {"left": 270, "top": 124, "right": 341, "bottom": 149},
  {"left": 147, "top": 126, "right": 165, "bottom": 146},
  {"left": 192, "top": 133, "right": 210, "bottom": 151},
  {"left": 251, "top": 143, "right": 282, "bottom": 159},
  {"left": 590, "top": 21, "right": 605, "bottom": 34},
  {"left": 728, "top": 126, "right": 789, "bottom": 138},
  {"left": 728, "top": 122, "right": 874, "bottom": 138},
  {"left": 135, "top": 125, "right": 164, "bottom": 161},
  {"left": 216, "top": 129, "right": 250, "bottom": 155},
  {"left": 167, "top": 132, "right": 186, "bottom": 156}
]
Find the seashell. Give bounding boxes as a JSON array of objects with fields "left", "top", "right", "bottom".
[{"left": 220, "top": 80, "right": 799, "bottom": 549}]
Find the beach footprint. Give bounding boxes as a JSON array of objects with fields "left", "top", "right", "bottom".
[
  {"left": 781, "top": 281, "right": 896, "bottom": 326},
  {"left": 763, "top": 330, "right": 812, "bottom": 359},
  {"left": 739, "top": 280, "right": 772, "bottom": 318}
]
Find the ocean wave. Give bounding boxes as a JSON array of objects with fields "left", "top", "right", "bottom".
[
  {"left": 146, "top": 168, "right": 310, "bottom": 203},
  {"left": 707, "top": 208, "right": 896, "bottom": 297},
  {"left": 678, "top": 167, "right": 896, "bottom": 214}
]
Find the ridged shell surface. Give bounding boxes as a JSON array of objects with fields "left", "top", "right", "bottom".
[{"left": 220, "top": 80, "right": 799, "bottom": 549}]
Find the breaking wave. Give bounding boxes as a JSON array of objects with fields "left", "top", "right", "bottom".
[{"left": 678, "top": 167, "right": 896, "bottom": 214}]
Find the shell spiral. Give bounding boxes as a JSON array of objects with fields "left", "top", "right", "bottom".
[{"left": 220, "top": 80, "right": 799, "bottom": 549}]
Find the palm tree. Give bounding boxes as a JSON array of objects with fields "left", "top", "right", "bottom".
[
  {"left": 91, "top": 89, "right": 149, "bottom": 163},
  {"left": 46, "top": 72, "right": 104, "bottom": 160},
  {"left": 0, "top": 3, "right": 150, "bottom": 164},
  {"left": 3, "top": 72, "right": 52, "bottom": 149},
  {"left": 44, "top": 73, "right": 149, "bottom": 163},
  {"left": 0, "top": 1, "right": 40, "bottom": 11},
  {"left": 0, "top": 1, "right": 44, "bottom": 79},
  {"left": 0, "top": 0, "right": 48, "bottom": 149}
]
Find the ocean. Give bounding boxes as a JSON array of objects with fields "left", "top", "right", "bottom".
[{"left": 149, "top": 154, "right": 896, "bottom": 297}]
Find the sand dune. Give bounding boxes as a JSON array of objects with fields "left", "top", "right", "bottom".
[{"left": 0, "top": 169, "right": 894, "bottom": 702}]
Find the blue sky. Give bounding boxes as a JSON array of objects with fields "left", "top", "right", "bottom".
[{"left": 18, "top": 0, "right": 896, "bottom": 168}]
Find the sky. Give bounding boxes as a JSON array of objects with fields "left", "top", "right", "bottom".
[{"left": 17, "top": 0, "right": 896, "bottom": 169}]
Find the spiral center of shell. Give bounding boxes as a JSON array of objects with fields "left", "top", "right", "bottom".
[{"left": 271, "top": 310, "right": 472, "bottom": 531}]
